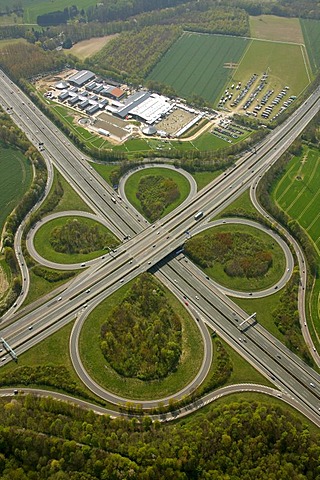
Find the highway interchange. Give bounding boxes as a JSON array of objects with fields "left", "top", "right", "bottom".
[{"left": 0, "top": 69, "right": 320, "bottom": 426}]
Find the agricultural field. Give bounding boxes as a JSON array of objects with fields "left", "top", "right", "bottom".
[
  {"left": 0, "top": 145, "right": 32, "bottom": 235},
  {"left": 147, "top": 32, "right": 250, "bottom": 104},
  {"left": 273, "top": 148, "right": 320, "bottom": 250},
  {"left": 272, "top": 146, "right": 320, "bottom": 344},
  {"left": 0, "top": 0, "right": 96, "bottom": 25},
  {"left": 232, "top": 39, "right": 311, "bottom": 97},
  {"left": 300, "top": 19, "right": 320, "bottom": 74},
  {"left": 250, "top": 15, "right": 304, "bottom": 43}
]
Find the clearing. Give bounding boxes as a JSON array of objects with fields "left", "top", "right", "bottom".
[
  {"left": 69, "top": 34, "right": 119, "bottom": 60},
  {"left": 250, "top": 15, "right": 304, "bottom": 44}
]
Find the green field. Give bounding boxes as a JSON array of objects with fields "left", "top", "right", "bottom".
[
  {"left": 300, "top": 19, "right": 320, "bottom": 74},
  {"left": 272, "top": 146, "right": 320, "bottom": 346},
  {"left": 273, "top": 148, "right": 320, "bottom": 249},
  {"left": 0, "top": 0, "right": 96, "bottom": 25},
  {"left": 147, "top": 32, "right": 249, "bottom": 104},
  {"left": 0, "top": 145, "right": 32, "bottom": 235},
  {"left": 233, "top": 39, "right": 311, "bottom": 96}
]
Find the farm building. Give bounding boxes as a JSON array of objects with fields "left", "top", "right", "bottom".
[
  {"left": 58, "top": 91, "right": 70, "bottom": 101},
  {"left": 68, "top": 70, "right": 95, "bottom": 87},
  {"left": 86, "top": 104, "right": 101, "bottom": 115},
  {"left": 78, "top": 99, "right": 90, "bottom": 110}
]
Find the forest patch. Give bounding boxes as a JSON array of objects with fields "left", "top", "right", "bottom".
[
  {"left": 185, "top": 230, "right": 273, "bottom": 278},
  {"left": 49, "top": 218, "right": 117, "bottom": 254},
  {"left": 100, "top": 273, "right": 182, "bottom": 381},
  {"left": 136, "top": 175, "right": 179, "bottom": 222}
]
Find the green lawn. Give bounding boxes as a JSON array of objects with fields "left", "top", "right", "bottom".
[
  {"left": 188, "top": 223, "right": 286, "bottom": 292},
  {"left": 300, "top": 18, "right": 320, "bottom": 74},
  {"left": 231, "top": 293, "right": 284, "bottom": 343},
  {"left": 0, "top": 145, "right": 33, "bottom": 235},
  {"left": 23, "top": 268, "right": 76, "bottom": 306},
  {"left": 233, "top": 39, "right": 311, "bottom": 96},
  {"left": 0, "top": 321, "right": 111, "bottom": 406},
  {"left": 33, "top": 216, "right": 119, "bottom": 264},
  {"left": 124, "top": 167, "right": 191, "bottom": 219},
  {"left": 148, "top": 31, "right": 249, "bottom": 104},
  {"left": 79, "top": 277, "right": 204, "bottom": 400},
  {"left": 214, "top": 188, "right": 262, "bottom": 219},
  {"left": 53, "top": 174, "right": 93, "bottom": 213},
  {"left": 92, "top": 163, "right": 115, "bottom": 186},
  {"left": 192, "top": 170, "right": 223, "bottom": 191}
]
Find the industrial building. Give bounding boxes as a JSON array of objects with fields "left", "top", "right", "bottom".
[{"left": 68, "top": 70, "right": 95, "bottom": 87}]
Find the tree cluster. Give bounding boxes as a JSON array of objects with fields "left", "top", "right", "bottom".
[
  {"left": 136, "top": 4, "right": 249, "bottom": 37},
  {"left": 185, "top": 231, "right": 274, "bottom": 278},
  {"left": 0, "top": 42, "right": 66, "bottom": 82},
  {"left": 31, "top": 266, "right": 75, "bottom": 283},
  {"left": 0, "top": 365, "right": 93, "bottom": 401},
  {"left": 273, "top": 272, "right": 313, "bottom": 365},
  {"left": 49, "top": 219, "right": 117, "bottom": 255},
  {"left": 0, "top": 395, "right": 319, "bottom": 479},
  {"left": 136, "top": 175, "right": 180, "bottom": 222},
  {"left": 92, "top": 25, "right": 181, "bottom": 82},
  {"left": 100, "top": 273, "right": 182, "bottom": 381}
]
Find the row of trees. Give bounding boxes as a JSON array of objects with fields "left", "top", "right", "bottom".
[
  {"left": 185, "top": 231, "right": 274, "bottom": 278},
  {"left": 0, "top": 394, "right": 318, "bottom": 479},
  {"left": 0, "top": 109, "right": 47, "bottom": 314},
  {"left": 273, "top": 272, "right": 313, "bottom": 365},
  {"left": 100, "top": 273, "right": 182, "bottom": 380}
]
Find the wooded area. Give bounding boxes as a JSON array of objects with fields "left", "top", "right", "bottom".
[
  {"left": 50, "top": 219, "right": 117, "bottom": 255},
  {"left": 0, "top": 395, "right": 318, "bottom": 479},
  {"left": 100, "top": 273, "right": 182, "bottom": 380},
  {"left": 185, "top": 231, "right": 274, "bottom": 278},
  {"left": 136, "top": 175, "right": 180, "bottom": 222}
]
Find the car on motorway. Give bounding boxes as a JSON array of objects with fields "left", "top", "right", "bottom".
[
  {"left": 81, "top": 263, "right": 86, "bottom": 267},
  {"left": 1, "top": 357, "right": 6, "bottom": 361},
  {"left": 310, "top": 382, "right": 316, "bottom": 388},
  {"left": 86, "top": 289, "right": 90, "bottom": 293},
  {"left": 185, "top": 301, "right": 189, "bottom": 306},
  {"left": 195, "top": 295, "right": 199, "bottom": 300},
  {"left": 58, "top": 297, "right": 62, "bottom": 301},
  {"left": 28, "top": 326, "right": 33, "bottom": 330}
]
